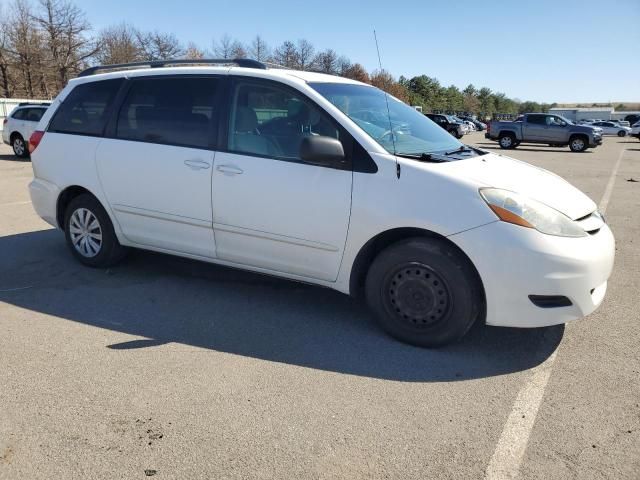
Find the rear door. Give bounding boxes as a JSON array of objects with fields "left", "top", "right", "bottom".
[
  {"left": 211, "top": 77, "right": 353, "bottom": 281},
  {"left": 522, "top": 114, "right": 548, "bottom": 141},
  {"left": 96, "top": 75, "right": 222, "bottom": 258}
]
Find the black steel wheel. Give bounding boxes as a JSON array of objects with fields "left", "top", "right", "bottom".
[{"left": 365, "top": 237, "right": 484, "bottom": 347}]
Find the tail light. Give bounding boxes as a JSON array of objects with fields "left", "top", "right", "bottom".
[
  {"left": 2, "top": 118, "right": 7, "bottom": 126},
  {"left": 29, "top": 130, "right": 44, "bottom": 153},
  {"left": 486, "top": 122, "right": 490, "bottom": 133}
]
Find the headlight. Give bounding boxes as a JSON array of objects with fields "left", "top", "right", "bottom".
[{"left": 479, "top": 188, "right": 587, "bottom": 237}]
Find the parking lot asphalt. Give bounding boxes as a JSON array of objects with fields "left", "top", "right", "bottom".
[{"left": 1, "top": 132, "right": 639, "bottom": 479}]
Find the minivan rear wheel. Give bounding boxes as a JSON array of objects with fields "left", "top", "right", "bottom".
[
  {"left": 64, "top": 194, "right": 127, "bottom": 267},
  {"left": 365, "top": 238, "right": 483, "bottom": 347}
]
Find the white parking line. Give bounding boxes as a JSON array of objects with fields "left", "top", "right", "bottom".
[
  {"left": 0, "top": 200, "right": 31, "bottom": 207},
  {"left": 484, "top": 149, "right": 626, "bottom": 480}
]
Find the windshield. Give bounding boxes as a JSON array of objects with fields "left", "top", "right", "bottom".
[{"left": 309, "top": 82, "right": 461, "bottom": 155}]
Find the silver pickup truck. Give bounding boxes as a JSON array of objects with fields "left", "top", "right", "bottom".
[{"left": 486, "top": 113, "right": 602, "bottom": 152}]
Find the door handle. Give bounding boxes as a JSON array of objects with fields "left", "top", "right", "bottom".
[
  {"left": 216, "top": 164, "right": 244, "bottom": 175},
  {"left": 184, "top": 159, "right": 211, "bottom": 170}
]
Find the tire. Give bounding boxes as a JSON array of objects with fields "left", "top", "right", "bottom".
[
  {"left": 11, "top": 134, "right": 28, "bottom": 158},
  {"left": 617, "top": 130, "right": 626, "bottom": 137},
  {"left": 499, "top": 133, "right": 516, "bottom": 149},
  {"left": 569, "top": 135, "right": 588, "bottom": 152},
  {"left": 64, "top": 193, "right": 128, "bottom": 267},
  {"left": 365, "top": 237, "right": 483, "bottom": 348}
]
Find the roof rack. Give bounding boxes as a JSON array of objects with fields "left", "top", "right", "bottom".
[
  {"left": 78, "top": 58, "right": 266, "bottom": 77},
  {"left": 17, "top": 102, "right": 51, "bottom": 107}
]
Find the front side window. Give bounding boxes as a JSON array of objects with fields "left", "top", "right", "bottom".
[
  {"left": 116, "top": 77, "right": 219, "bottom": 149},
  {"left": 309, "top": 82, "right": 460, "bottom": 156},
  {"left": 228, "top": 80, "right": 341, "bottom": 161},
  {"left": 49, "top": 79, "right": 123, "bottom": 136}
]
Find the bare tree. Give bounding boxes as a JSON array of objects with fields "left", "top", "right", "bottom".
[
  {"left": 0, "top": 8, "right": 13, "bottom": 97},
  {"left": 342, "top": 63, "right": 369, "bottom": 83},
  {"left": 295, "top": 39, "right": 314, "bottom": 70},
  {"left": 96, "top": 23, "right": 141, "bottom": 65},
  {"left": 6, "top": 0, "right": 42, "bottom": 97},
  {"left": 183, "top": 42, "right": 205, "bottom": 60},
  {"left": 313, "top": 49, "right": 338, "bottom": 74},
  {"left": 230, "top": 40, "right": 246, "bottom": 59},
  {"left": 249, "top": 35, "right": 269, "bottom": 62},
  {"left": 214, "top": 34, "right": 234, "bottom": 59},
  {"left": 34, "top": 0, "right": 98, "bottom": 89},
  {"left": 136, "top": 31, "right": 182, "bottom": 61},
  {"left": 272, "top": 40, "right": 297, "bottom": 68}
]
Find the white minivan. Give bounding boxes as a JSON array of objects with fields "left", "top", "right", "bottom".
[{"left": 28, "top": 59, "right": 615, "bottom": 347}]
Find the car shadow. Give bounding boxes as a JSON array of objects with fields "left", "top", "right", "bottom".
[
  {"left": 0, "top": 151, "right": 28, "bottom": 162},
  {"left": 0, "top": 229, "right": 564, "bottom": 382}
]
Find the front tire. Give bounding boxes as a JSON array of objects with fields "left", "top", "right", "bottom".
[
  {"left": 569, "top": 135, "right": 588, "bottom": 152},
  {"left": 64, "top": 194, "right": 128, "bottom": 267},
  {"left": 11, "top": 134, "right": 28, "bottom": 158},
  {"left": 365, "top": 238, "right": 483, "bottom": 348},
  {"left": 617, "top": 130, "right": 626, "bottom": 137}
]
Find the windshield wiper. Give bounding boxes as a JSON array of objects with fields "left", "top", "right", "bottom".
[
  {"left": 396, "top": 152, "right": 448, "bottom": 163},
  {"left": 444, "top": 145, "right": 488, "bottom": 156}
]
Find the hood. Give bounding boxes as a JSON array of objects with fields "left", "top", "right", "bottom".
[{"left": 440, "top": 153, "right": 596, "bottom": 219}]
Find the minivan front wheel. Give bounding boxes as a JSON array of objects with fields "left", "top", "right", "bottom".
[
  {"left": 64, "top": 194, "right": 127, "bottom": 267},
  {"left": 365, "top": 238, "right": 483, "bottom": 347}
]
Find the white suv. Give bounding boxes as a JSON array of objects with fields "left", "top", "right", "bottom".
[
  {"left": 2, "top": 103, "right": 49, "bottom": 157},
  {"left": 27, "top": 59, "right": 615, "bottom": 347}
]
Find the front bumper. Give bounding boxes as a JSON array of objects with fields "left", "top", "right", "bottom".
[
  {"left": 450, "top": 221, "right": 615, "bottom": 328},
  {"left": 591, "top": 136, "right": 603, "bottom": 147}
]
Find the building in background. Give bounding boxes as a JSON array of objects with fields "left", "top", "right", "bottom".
[{"left": 549, "top": 106, "right": 640, "bottom": 123}]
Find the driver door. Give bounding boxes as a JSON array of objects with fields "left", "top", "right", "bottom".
[{"left": 211, "top": 78, "right": 353, "bottom": 282}]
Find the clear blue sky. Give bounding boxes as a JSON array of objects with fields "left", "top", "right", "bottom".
[{"left": 42, "top": 0, "right": 640, "bottom": 102}]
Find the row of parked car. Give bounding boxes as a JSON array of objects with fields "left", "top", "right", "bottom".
[
  {"left": 424, "top": 113, "right": 487, "bottom": 139},
  {"left": 577, "top": 119, "right": 635, "bottom": 137}
]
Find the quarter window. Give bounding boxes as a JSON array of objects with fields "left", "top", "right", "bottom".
[
  {"left": 228, "top": 80, "right": 340, "bottom": 161},
  {"left": 49, "top": 79, "right": 123, "bottom": 136},
  {"left": 116, "top": 77, "right": 220, "bottom": 149},
  {"left": 11, "top": 109, "right": 26, "bottom": 120}
]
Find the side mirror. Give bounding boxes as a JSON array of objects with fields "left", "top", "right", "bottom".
[{"left": 299, "top": 136, "right": 345, "bottom": 167}]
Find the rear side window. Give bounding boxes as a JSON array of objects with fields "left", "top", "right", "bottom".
[
  {"left": 49, "top": 79, "right": 123, "bottom": 136},
  {"left": 11, "top": 109, "right": 26, "bottom": 120},
  {"left": 25, "top": 108, "right": 45, "bottom": 122},
  {"left": 527, "top": 115, "right": 546, "bottom": 125},
  {"left": 116, "top": 77, "right": 220, "bottom": 149}
]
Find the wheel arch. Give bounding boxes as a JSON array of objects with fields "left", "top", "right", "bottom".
[
  {"left": 56, "top": 185, "right": 100, "bottom": 229},
  {"left": 9, "top": 131, "right": 23, "bottom": 142},
  {"left": 348, "top": 227, "right": 485, "bottom": 306}
]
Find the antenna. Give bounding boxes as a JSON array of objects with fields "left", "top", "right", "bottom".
[{"left": 374, "top": 29, "right": 400, "bottom": 179}]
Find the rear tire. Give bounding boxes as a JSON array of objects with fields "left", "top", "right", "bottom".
[
  {"left": 64, "top": 194, "right": 128, "bottom": 268},
  {"left": 11, "top": 134, "right": 28, "bottom": 158},
  {"left": 365, "top": 238, "right": 483, "bottom": 348},
  {"left": 499, "top": 133, "right": 516, "bottom": 149}
]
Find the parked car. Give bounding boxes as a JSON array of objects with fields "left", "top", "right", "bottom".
[
  {"left": 27, "top": 58, "right": 615, "bottom": 347},
  {"left": 591, "top": 121, "right": 632, "bottom": 137},
  {"left": 2, "top": 103, "right": 49, "bottom": 158},
  {"left": 424, "top": 113, "right": 464, "bottom": 138},
  {"left": 631, "top": 121, "right": 640, "bottom": 139},
  {"left": 486, "top": 113, "right": 602, "bottom": 152},
  {"left": 611, "top": 120, "right": 630, "bottom": 128},
  {"left": 624, "top": 114, "right": 640, "bottom": 126}
]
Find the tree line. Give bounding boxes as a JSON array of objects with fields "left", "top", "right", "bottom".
[{"left": 1, "top": 0, "right": 555, "bottom": 118}]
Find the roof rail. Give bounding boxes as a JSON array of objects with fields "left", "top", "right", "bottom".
[
  {"left": 78, "top": 58, "right": 266, "bottom": 77},
  {"left": 17, "top": 102, "right": 51, "bottom": 107}
]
